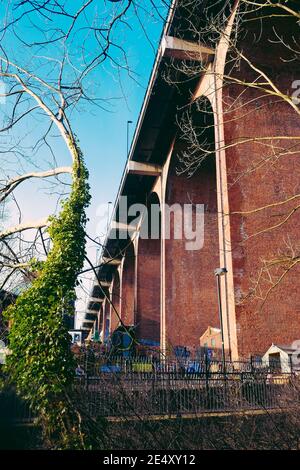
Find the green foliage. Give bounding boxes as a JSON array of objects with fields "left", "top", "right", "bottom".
[{"left": 3, "top": 141, "right": 92, "bottom": 448}]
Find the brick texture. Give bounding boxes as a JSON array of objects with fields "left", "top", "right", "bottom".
[
  {"left": 165, "top": 148, "right": 220, "bottom": 349},
  {"left": 224, "top": 18, "right": 300, "bottom": 356},
  {"left": 136, "top": 197, "right": 161, "bottom": 344}
]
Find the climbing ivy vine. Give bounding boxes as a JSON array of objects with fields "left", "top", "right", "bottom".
[{"left": 3, "top": 140, "right": 92, "bottom": 448}]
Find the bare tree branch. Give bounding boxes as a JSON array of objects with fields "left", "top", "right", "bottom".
[
  {"left": 0, "top": 166, "right": 72, "bottom": 202},
  {"left": 0, "top": 218, "right": 49, "bottom": 240}
]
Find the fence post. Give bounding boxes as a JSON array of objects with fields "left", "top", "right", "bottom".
[
  {"left": 166, "top": 361, "right": 171, "bottom": 416},
  {"left": 205, "top": 354, "right": 209, "bottom": 393},
  {"left": 289, "top": 354, "right": 293, "bottom": 376},
  {"left": 151, "top": 358, "right": 155, "bottom": 414},
  {"left": 250, "top": 355, "right": 254, "bottom": 374}
]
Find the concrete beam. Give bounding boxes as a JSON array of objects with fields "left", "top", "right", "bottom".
[
  {"left": 85, "top": 309, "right": 99, "bottom": 315},
  {"left": 102, "top": 256, "right": 122, "bottom": 266},
  {"left": 89, "top": 297, "right": 104, "bottom": 303},
  {"left": 111, "top": 221, "right": 137, "bottom": 232},
  {"left": 83, "top": 317, "right": 96, "bottom": 322},
  {"left": 93, "top": 279, "right": 111, "bottom": 288},
  {"left": 127, "top": 161, "right": 162, "bottom": 176},
  {"left": 162, "top": 36, "right": 215, "bottom": 62}
]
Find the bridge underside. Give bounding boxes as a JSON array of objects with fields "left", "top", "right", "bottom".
[{"left": 83, "top": 1, "right": 300, "bottom": 359}]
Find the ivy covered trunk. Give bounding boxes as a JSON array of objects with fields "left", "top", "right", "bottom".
[{"left": 3, "top": 141, "right": 92, "bottom": 448}]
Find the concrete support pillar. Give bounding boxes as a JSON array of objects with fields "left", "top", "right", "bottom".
[
  {"left": 204, "top": 6, "right": 239, "bottom": 360},
  {"left": 136, "top": 193, "right": 161, "bottom": 346},
  {"left": 120, "top": 243, "right": 136, "bottom": 326},
  {"left": 110, "top": 271, "right": 121, "bottom": 332}
]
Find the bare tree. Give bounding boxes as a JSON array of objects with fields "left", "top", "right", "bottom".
[
  {"left": 0, "top": 0, "right": 173, "bottom": 448},
  {"left": 0, "top": 0, "right": 171, "bottom": 308}
]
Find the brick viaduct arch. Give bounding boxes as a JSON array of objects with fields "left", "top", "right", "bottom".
[
  {"left": 136, "top": 192, "right": 161, "bottom": 346},
  {"left": 82, "top": 3, "right": 236, "bottom": 355},
  {"left": 162, "top": 99, "right": 219, "bottom": 350},
  {"left": 83, "top": 1, "right": 300, "bottom": 360}
]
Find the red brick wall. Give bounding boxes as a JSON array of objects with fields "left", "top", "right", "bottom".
[
  {"left": 165, "top": 149, "right": 219, "bottom": 350},
  {"left": 136, "top": 195, "right": 161, "bottom": 345},
  {"left": 98, "top": 307, "right": 103, "bottom": 332},
  {"left": 121, "top": 243, "right": 135, "bottom": 326},
  {"left": 224, "top": 18, "right": 300, "bottom": 356}
]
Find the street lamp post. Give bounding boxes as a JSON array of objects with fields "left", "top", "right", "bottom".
[
  {"left": 127, "top": 120, "right": 133, "bottom": 158},
  {"left": 107, "top": 201, "right": 112, "bottom": 233},
  {"left": 214, "top": 267, "right": 227, "bottom": 372}
]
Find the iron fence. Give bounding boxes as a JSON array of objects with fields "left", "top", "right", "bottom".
[
  {"left": 79, "top": 375, "right": 293, "bottom": 418},
  {"left": 75, "top": 355, "right": 296, "bottom": 418},
  {"left": 0, "top": 356, "right": 297, "bottom": 424},
  {"left": 76, "top": 353, "right": 294, "bottom": 379}
]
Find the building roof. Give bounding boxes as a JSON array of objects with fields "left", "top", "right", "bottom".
[
  {"left": 200, "top": 326, "right": 221, "bottom": 339},
  {"left": 266, "top": 343, "right": 298, "bottom": 354}
]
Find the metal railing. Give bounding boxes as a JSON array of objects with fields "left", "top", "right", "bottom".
[
  {"left": 0, "top": 357, "right": 297, "bottom": 423},
  {"left": 75, "top": 355, "right": 296, "bottom": 418},
  {"left": 76, "top": 353, "right": 294, "bottom": 378}
]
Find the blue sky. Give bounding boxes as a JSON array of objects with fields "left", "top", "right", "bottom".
[{"left": 1, "top": 0, "right": 167, "bottom": 228}]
